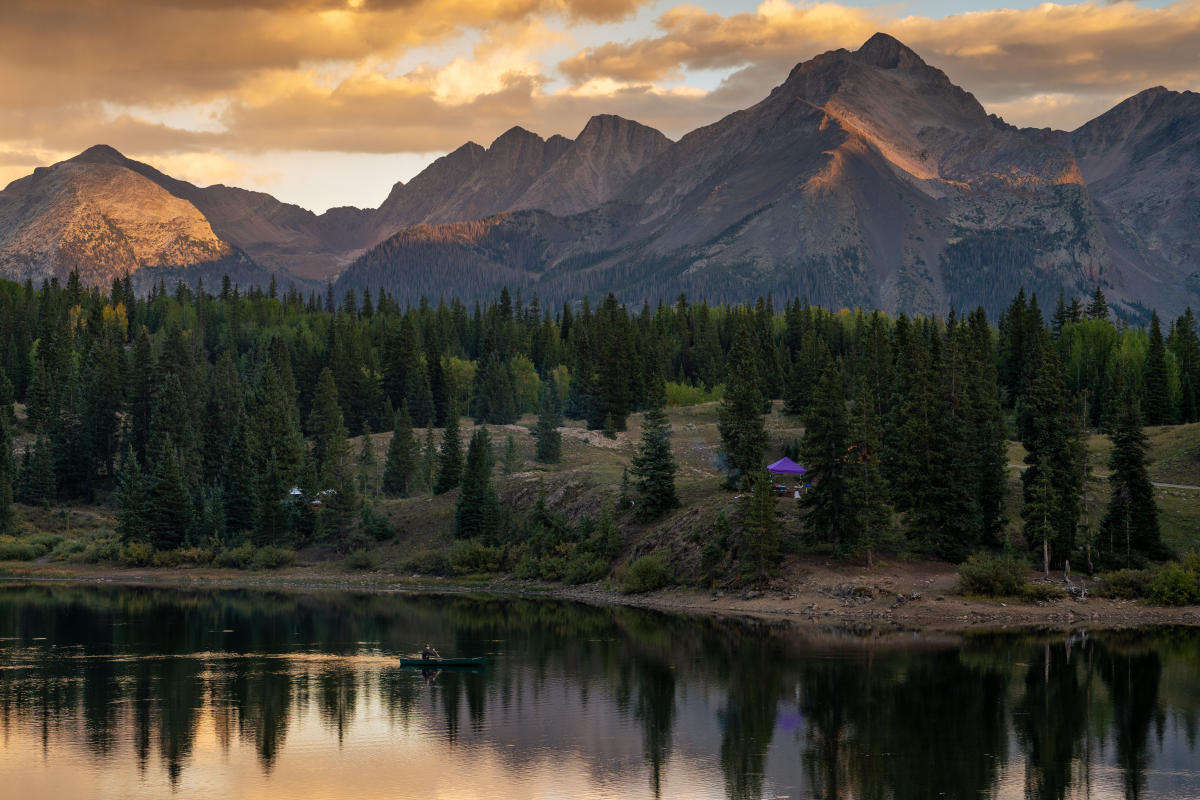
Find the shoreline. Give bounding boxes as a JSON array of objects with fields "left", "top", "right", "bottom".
[{"left": 3, "top": 561, "right": 1199, "bottom": 632}]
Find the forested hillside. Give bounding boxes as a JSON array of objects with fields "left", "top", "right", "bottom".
[{"left": 0, "top": 273, "right": 1197, "bottom": 589}]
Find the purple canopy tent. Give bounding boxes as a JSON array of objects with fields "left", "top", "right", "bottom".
[{"left": 766, "top": 457, "right": 807, "bottom": 476}]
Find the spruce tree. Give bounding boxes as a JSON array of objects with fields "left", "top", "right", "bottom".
[
  {"left": 0, "top": 413, "right": 14, "bottom": 535},
  {"left": 454, "top": 427, "right": 501, "bottom": 541},
  {"left": 142, "top": 438, "right": 192, "bottom": 550},
  {"left": 434, "top": 405, "right": 464, "bottom": 494},
  {"left": 307, "top": 367, "right": 344, "bottom": 469},
  {"left": 1171, "top": 308, "right": 1200, "bottom": 423},
  {"left": 630, "top": 403, "right": 679, "bottom": 521},
  {"left": 320, "top": 423, "right": 361, "bottom": 549},
  {"left": 1085, "top": 287, "right": 1109, "bottom": 320},
  {"left": 1099, "top": 387, "right": 1166, "bottom": 567},
  {"left": 847, "top": 381, "right": 892, "bottom": 567},
  {"left": 742, "top": 469, "right": 779, "bottom": 582},
  {"left": 717, "top": 321, "right": 769, "bottom": 489},
  {"left": 26, "top": 435, "right": 57, "bottom": 508},
  {"left": 800, "top": 362, "right": 854, "bottom": 556},
  {"left": 1143, "top": 312, "right": 1172, "bottom": 425},
  {"left": 1020, "top": 341, "right": 1084, "bottom": 570},
  {"left": 503, "top": 434, "right": 521, "bottom": 474},
  {"left": 357, "top": 422, "right": 377, "bottom": 496},
  {"left": 419, "top": 424, "right": 437, "bottom": 492},
  {"left": 533, "top": 386, "right": 563, "bottom": 463},
  {"left": 115, "top": 446, "right": 147, "bottom": 543},
  {"left": 382, "top": 402, "right": 416, "bottom": 497}
]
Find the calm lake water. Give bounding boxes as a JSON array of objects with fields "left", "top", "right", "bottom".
[{"left": 1, "top": 583, "right": 1198, "bottom": 800}]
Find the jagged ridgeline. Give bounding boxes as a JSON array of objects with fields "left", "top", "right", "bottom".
[
  {"left": 3, "top": 35, "right": 1198, "bottom": 321},
  {"left": 0, "top": 274, "right": 1196, "bottom": 570}
]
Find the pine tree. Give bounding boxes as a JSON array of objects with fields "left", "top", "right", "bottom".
[
  {"left": 115, "top": 446, "right": 147, "bottom": 542},
  {"left": 382, "top": 403, "right": 416, "bottom": 497},
  {"left": 630, "top": 403, "right": 679, "bottom": 521},
  {"left": 142, "top": 438, "right": 192, "bottom": 550},
  {"left": 455, "top": 427, "right": 501, "bottom": 541},
  {"left": 126, "top": 328, "right": 155, "bottom": 464},
  {"left": 534, "top": 386, "right": 563, "bottom": 464},
  {"left": 419, "top": 424, "right": 437, "bottom": 492},
  {"left": 0, "top": 413, "right": 14, "bottom": 534},
  {"left": 1143, "top": 312, "right": 1172, "bottom": 425},
  {"left": 434, "top": 405, "right": 463, "bottom": 494},
  {"left": 717, "top": 321, "right": 769, "bottom": 489},
  {"left": 1086, "top": 287, "right": 1109, "bottom": 320},
  {"left": 26, "top": 435, "right": 57, "bottom": 508},
  {"left": 1171, "top": 308, "right": 1200, "bottom": 423},
  {"left": 847, "top": 381, "right": 892, "bottom": 567},
  {"left": 1099, "top": 387, "right": 1166, "bottom": 568},
  {"left": 503, "top": 434, "right": 521, "bottom": 474},
  {"left": 307, "top": 367, "right": 344, "bottom": 469},
  {"left": 800, "top": 362, "right": 854, "bottom": 556},
  {"left": 742, "top": 470, "right": 779, "bottom": 582},
  {"left": 320, "top": 423, "right": 361, "bottom": 549},
  {"left": 1020, "top": 341, "right": 1084, "bottom": 570},
  {"left": 357, "top": 422, "right": 377, "bottom": 496}
]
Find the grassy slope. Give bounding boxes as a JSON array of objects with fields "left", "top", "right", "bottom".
[{"left": 5, "top": 403, "right": 1200, "bottom": 575}]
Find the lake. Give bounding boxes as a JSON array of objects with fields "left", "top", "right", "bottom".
[{"left": 0, "top": 582, "right": 1197, "bottom": 799}]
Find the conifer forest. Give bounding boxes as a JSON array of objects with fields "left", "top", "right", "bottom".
[{"left": 1, "top": 273, "right": 1198, "bottom": 590}]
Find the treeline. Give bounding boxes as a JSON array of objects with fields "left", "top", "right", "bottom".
[{"left": 0, "top": 273, "right": 1195, "bottom": 575}]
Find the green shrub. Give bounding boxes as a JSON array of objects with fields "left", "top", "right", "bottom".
[
  {"left": 214, "top": 543, "right": 257, "bottom": 569},
  {"left": 1146, "top": 562, "right": 1200, "bottom": 606},
  {"left": 151, "top": 549, "right": 182, "bottom": 568},
  {"left": 344, "top": 549, "right": 381, "bottom": 571},
  {"left": 119, "top": 541, "right": 155, "bottom": 567},
  {"left": 1020, "top": 582, "right": 1066, "bottom": 602},
  {"left": 27, "top": 533, "right": 63, "bottom": 553},
  {"left": 450, "top": 540, "right": 504, "bottom": 575},
  {"left": 0, "top": 539, "right": 41, "bottom": 561},
  {"left": 1095, "top": 568, "right": 1153, "bottom": 599},
  {"left": 620, "top": 554, "right": 672, "bottom": 594},
  {"left": 401, "top": 549, "right": 450, "bottom": 576},
  {"left": 80, "top": 537, "right": 122, "bottom": 564},
  {"left": 50, "top": 539, "right": 88, "bottom": 561},
  {"left": 563, "top": 555, "right": 608, "bottom": 585},
  {"left": 537, "top": 555, "right": 567, "bottom": 581},
  {"left": 514, "top": 554, "right": 541, "bottom": 580},
  {"left": 176, "top": 547, "right": 214, "bottom": 566},
  {"left": 957, "top": 551, "right": 1028, "bottom": 597},
  {"left": 252, "top": 546, "right": 296, "bottom": 570}
]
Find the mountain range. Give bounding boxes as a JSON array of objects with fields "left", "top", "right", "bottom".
[{"left": 1, "top": 33, "right": 1197, "bottom": 317}]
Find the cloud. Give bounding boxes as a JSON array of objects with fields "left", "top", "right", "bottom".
[{"left": 558, "top": 0, "right": 1200, "bottom": 126}]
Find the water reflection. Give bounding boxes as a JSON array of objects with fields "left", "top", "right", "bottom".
[{"left": 0, "top": 583, "right": 1198, "bottom": 799}]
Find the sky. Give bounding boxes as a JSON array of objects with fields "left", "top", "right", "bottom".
[{"left": 1, "top": 0, "right": 1197, "bottom": 212}]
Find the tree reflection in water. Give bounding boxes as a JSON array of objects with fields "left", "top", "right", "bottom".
[{"left": 0, "top": 583, "right": 1196, "bottom": 800}]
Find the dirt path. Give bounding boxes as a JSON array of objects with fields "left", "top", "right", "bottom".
[
  {"left": 3, "top": 560, "right": 1197, "bottom": 632},
  {"left": 1008, "top": 463, "right": 1200, "bottom": 491}
]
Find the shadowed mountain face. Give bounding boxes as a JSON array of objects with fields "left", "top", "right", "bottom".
[
  {"left": 340, "top": 33, "right": 1142, "bottom": 317},
  {"left": 2, "top": 33, "right": 1198, "bottom": 316}
]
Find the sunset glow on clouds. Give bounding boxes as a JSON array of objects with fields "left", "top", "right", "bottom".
[{"left": 2, "top": 0, "right": 1197, "bottom": 210}]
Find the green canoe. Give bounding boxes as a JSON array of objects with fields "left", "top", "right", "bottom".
[{"left": 398, "top": 656, "right": 486, "bottom": 668}]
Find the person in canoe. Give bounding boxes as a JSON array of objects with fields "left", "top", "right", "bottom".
[{"left": 421, "top": 644, "right": 441, "bottom": 661}]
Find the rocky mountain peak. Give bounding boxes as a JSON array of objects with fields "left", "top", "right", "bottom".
[
  {"left": 855, "top": 32, "right": 927, "bottom": 70},
  {"left": 67, "top": 144, "right": 130, "bottom": 167}
]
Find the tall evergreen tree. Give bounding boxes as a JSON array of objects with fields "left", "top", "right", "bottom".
[
  {"left": 434, "top": 405, "right": 464, "bottom": 494},
  {"left": 25, "top": 435, "right": 56, "bottom": 508},
  {"left": 142, "top": 438, "right": 192, "bottom": 550},
  {"left": 717, "top": 321, "right": 769, "bottom": 489},
  {"left": 320, "top": 423, "right": 360, "bottom": 549},
  {"left": 115, "top": 446, "right": 147, "bottom": 543},
  {"left": 847, "top": 381, "right": 892, "bottom": 567},
  {"left": 1171, "top": 307, "right": 1200, "bottom": 423},
  {"left": 307, "top": 367, "right": 344, "bottom": 469},
  {"left": 455, "top": 427, "right": 501, "bottom": 541},
  {"left": 1099, "top": 387, "right": 1166, "bottom": 567},
  {"left": 357, "top": 422, "right": 377, "bottom": 496},
  {"left": 630, "top": 402, "right": 679, "bottom": 520},
  {"left": 1085, "top": 287, "right": 1109, "bottom": 320},
  {"left": 800, "top": 363, "right": 854, "bottom": 556},
  {"left": 1020, "top": 341, "right": 1084, "bottom": 570},
  {"left": 534, "top": 385, "right": 563, "bottom": 464},
  {"left": 1143, "top": 312, "right": 1172, "bottom": 425},
  {"left": 0, "top": 413, "right": 13, "bottom": 534},
  {"left": 381, "top": 403, "right": 416, "bottom": 497},
  {"left": 742, "top": 469, "right": 778, "bottom": 582}
]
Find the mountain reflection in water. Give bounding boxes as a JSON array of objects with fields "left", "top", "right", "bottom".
[{"left": 0, "top": 583, "right": 1198, "bottom": 799}]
